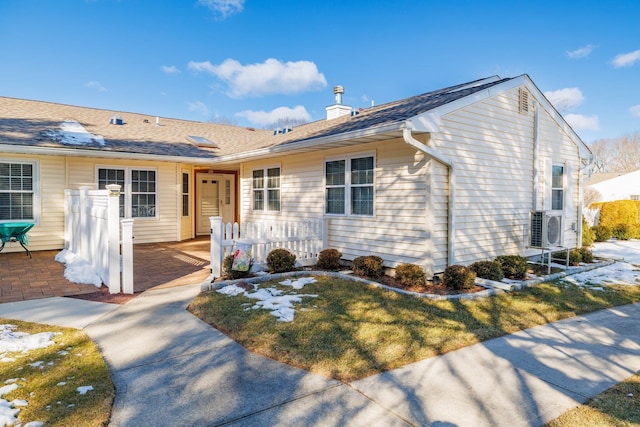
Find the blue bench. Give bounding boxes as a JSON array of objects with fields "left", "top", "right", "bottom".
[{"left": 0, "top": 222, "right": 35, "bottom": 258}]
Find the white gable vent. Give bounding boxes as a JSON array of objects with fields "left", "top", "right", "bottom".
[
  {"left": 109, "top": 115, "right": 124, "bottom": 125},
  {"left": 187, "top": 135, "right": 218, "bottom": 148},
  {"left": 519, "top": 88, "right": 529, "bottom": 114}
]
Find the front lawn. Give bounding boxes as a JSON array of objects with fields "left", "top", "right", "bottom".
[
  {"left": 0, "top": 318, "right": 114, "bottom": 426},
  {"left": 189, "top": 275, "right": 640, "bottom": 382}
]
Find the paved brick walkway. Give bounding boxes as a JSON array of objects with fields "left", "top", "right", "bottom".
[{"left": 0, "top": 238, "right": 211, "bottom": 303}]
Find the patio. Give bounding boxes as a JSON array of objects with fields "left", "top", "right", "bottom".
[{"left": 0, "top": 237, "right": 211, "bottom": 303}]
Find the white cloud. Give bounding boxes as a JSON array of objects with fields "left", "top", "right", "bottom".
[
  {"left": 197, "top": 0, "right": 244, "bottom": 19},
  {"left": 187, "top": 101, "right": 210, "bottom": 117},
  {"left": 188, "top": 58, "right": 327, "bottom": 98},
  {"left": 565, "top": 114, "right": 600, "bottom": 131},
  {"left": 630, "top": 105, "right": 640, "bottom": 118},
  {"left": 236, "top": 105, "right": 311, "bottom": 126},
  {"left": 85, "top": 81, "right": 107, "bottom": 92},
  {"left": 567, "top": 44, "right": 597, "bottom": 59},
  {"left": 544, "top": 87, "right": 585, "bottom": 112},
  {"left": 612, "top": 49, "right": 640, "bottom": 68},
  {"left": 162, "top": 65, "right": 180, "bottom": 74}
]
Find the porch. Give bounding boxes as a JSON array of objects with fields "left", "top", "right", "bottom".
[{"left": 0, "top": 237, "right": 211, "bottom": 303}]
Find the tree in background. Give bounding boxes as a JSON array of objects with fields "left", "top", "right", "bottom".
[{"left": 589, "top": 131, "right": 640, "bottom": 173}]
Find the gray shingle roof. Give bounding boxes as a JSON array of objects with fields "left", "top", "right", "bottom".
[{"left": 0, "top": 76, "right": 515, "bottom": 160}]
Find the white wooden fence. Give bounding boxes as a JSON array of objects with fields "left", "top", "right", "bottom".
[
  {"left": 64, "top": 185, "right": 134, "bottom": 294},
  {"left": 209, "top": 216, "right": 327, "bottom": 278}
]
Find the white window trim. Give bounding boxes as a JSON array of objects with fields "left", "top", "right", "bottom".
[
  {"left": 251, "top": 165, "right": 281, "bottom": 212},
  {"left": 181, "top": 170, "right": 190, "bottom": 217},
  {"left": 551, "top": 163, "right": 565, "bottom": 212},
  {"left": 96, "top": 166, "right": 159, "bottom": 219},
  {"left": 0, "top": 159, "right": 40, "bottom": 224},
  {"left": 324, "top": 151, "right": 376, "bottom": 217}
]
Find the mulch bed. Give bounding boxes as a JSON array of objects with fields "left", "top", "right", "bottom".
[
  {"left": 378, "top": 276, "right": 486, "bottom": 295},
  {"left": 67, "top": 286, "right": 139, "bottom": 305}
]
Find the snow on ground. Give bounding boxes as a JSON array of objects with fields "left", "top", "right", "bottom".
[
  {"left": 217, "top": 277, "right": 318, "bottom": 322},
  {"left": 560, "top": 240, "right": 640, "bottom": 288},
  {"left": 0, "top": 325, "right": 57, "bottom": 427},
  {"left": 54, "top": 250, "right": 102, "bottom": 288}
]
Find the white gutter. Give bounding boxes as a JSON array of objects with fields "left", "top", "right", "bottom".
[{"left": 402, "top": 123, "right": 456, "bottom": 267}]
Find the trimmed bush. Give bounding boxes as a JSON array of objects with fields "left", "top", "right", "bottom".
[
  {"left": 395, "top": 263, "right": 426, "bottom": 287},
  {"left": 495, "top": 255, "right": 528, "bottom": 280},
  {"left": 578, "top": 247, "right": 594, "bottom": 263},
  {"left": 223, "top": 255, "right": 252, "bottom": 280},
  {"left": 352, "top": 255, "right": 384, "bottom": 278},
  {"left": 592, "top": 225, "right": 612, "bottom": 242},
  {"left": 443, "top": 265, "right": 476, "bottom": 290},
  {"left": 612, "top": 223, "right": 632, "bottom": 240},
  {"left": 266, "top": 248, "right": 297, "bottom": 273},
  {"left": 599, "top": 200, "right": 638, "bottom": 228},
  {"left": 582, "top": 217, "right": 595, "bottom": 247},
  {"left": 568, "top": 249, "right": 583, "bottom": 266},
  {"left": 316, "top": 248, "right": 342, "bottom": 270},
  {"left": 631, "top": 223, "right": 640, "bottom": 239},
  {"left": 469, "top": 260, "right": 504, "bottom": 281}
]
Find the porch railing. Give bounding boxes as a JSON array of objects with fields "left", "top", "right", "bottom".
[{"left": 209, "top": 216, "right": 327, "bottom": 278}]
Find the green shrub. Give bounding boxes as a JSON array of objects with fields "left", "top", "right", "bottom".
[
  {"left": 495, "top": 255, "right": 528, "bottom": 280},
  {"left": 469, "top": 260, "right": 504, "bottom": 281},
  {"left": 443, "top": 265, "right": 476, "bottom": 290},
  {"left": 592, "top": 225, "right": 612, "bottom": 242},
  {"left": 568, "top": 249, "right": 583, "bottom": 266},
  {"left": 266, "top": 248, "right": 297, "bottom": 273},
  {"left": 578, "top": 247, "right": 594, "bottom": 263},
  {"left": 223, "top": 255, "right": 253, "bottom": 280},
  {"left": 395, "top": 263, "right": 426, "bottom": 287},
  {"left": 582, "top": 217, "right": 595, "bottom": 247},
  {"left": 316, "top": 248, "right": 342, "bottom": 270},
  {"left": 352, "top": 255, "right": 384, "bottom": 278},
  {"left": 612, "top": 223, "right": 632, "bottom": 240},
  {"left": 599, "top": 200, "right": 638, "bottom": 228}
]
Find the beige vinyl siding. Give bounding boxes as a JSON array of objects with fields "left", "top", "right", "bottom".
[
  {"left": 431, "top": 88, "right": 536, "bottom": 269},
  {"left": 0, "top": 154, "right": 65, "bottom": 252},
  {"left": 241, "top": 139, "right": 431, "bottom": 269},
  {"left": 66, "top": 158, "right": 179, "bottom": 244}
]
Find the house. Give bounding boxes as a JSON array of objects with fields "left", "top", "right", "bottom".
[
  {"left": 585, "top": 170, "right": 640, "bottom": 204},
  {"left": 0, "top": 74, "right": 592, "bottom": 276}
]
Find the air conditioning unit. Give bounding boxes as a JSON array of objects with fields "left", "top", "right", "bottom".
[{"left": 529, "top": 211, "right": 563, "bottom": 248}]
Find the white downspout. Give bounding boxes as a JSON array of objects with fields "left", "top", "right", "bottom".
[
  {"left": 532, "top": 102, "right": 540, "bottom": 211},
  {"left": 402, "top": 124, "right": 456, "bottom": 268}
]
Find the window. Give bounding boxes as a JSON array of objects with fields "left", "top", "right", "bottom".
[
  {"left": 252, "top": 167, "right": 280, "bottom": 211},
  {"left": 631, "top": 195, "right": 640, "bottom": 201},
  {"left": 98, "top": 167, "right": 157, "bottom": 218},
  {"left": 182, "top": 172, "right": 189, "bottom": 217},
  {"left": 0, "top": 162, "right": 35, "bottom": 221},
  {"left": 551, "top": 165, "right": 564, "bottom": 210},
  {"left": 325, "top": 155, "right": 374, "bottom": 216}
]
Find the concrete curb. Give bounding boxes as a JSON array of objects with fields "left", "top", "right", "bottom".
[{"left": 201, "top": 259, "right": 619, "bottom": 301}]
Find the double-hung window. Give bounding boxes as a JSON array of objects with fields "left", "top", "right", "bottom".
[
  {"left": 0, "top": 162, "right": 36, "bottom": 221},
  {"left": 325, "top": 155, "right": 374, "bottom": 216},
  {"left": 551, "top": 165, "right": 564, "bottom": 210},
  {"left": 98, "top": 167, "right": 157, "bottom": 218},
  {"left": 252, "top": 167, "right": 280, "bottom": 211}
]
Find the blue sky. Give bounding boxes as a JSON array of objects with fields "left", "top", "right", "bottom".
[{"left": 1, "top": 0, "right": 639, "bottom": 144}]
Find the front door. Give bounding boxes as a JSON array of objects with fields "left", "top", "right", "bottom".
[{"left": 196, "top": 173, "right": 235, "bottom": 235}]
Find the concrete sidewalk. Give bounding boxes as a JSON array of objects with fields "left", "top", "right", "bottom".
[{"left": 0, "top": 286, "right": 638, "bottom": 426}]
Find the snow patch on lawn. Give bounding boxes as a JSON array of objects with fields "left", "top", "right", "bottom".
[{"left": 216, "top": 277, "right": 318, "bottom": 322}]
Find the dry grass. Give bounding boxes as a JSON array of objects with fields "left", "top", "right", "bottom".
[
  {"left": 0, "top": 318, "right": 114, "bottom": 426},
  {"left": 189, "top": 276, "right": 640, "bottom": 382},
  {"left": 546, "top": 374, "right": 640, "bottom": 426}
]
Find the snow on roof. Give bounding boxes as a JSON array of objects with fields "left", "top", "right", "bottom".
[{"left": 46, "top": 120, "right": 105, "bottom": 146}]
